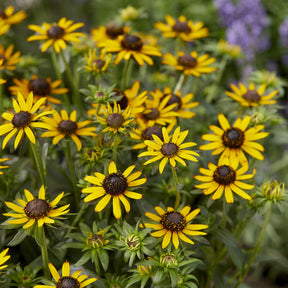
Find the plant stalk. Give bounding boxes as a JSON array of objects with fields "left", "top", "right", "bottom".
[
  {"left": 113, "top": 134, "right": 118, "bottom": 162},
  {"left": 30, "top": 142, "right": 46, "bottom": 187},
  {"left": 171, "top": 166, "right": 180, "bottom": 210},
  {"left": 40, "top": 227, "right": 50, "bottom": 279}
]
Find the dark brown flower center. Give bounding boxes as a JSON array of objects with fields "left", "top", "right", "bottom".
[
  {"left": 91, "top": 59, "right": 105, "bottom": 70},
  {"left": 24, "top": 199, "right": 51, "bottom": 219},
  {"left": 121, "top": 35, "right": 143, "bottom": 51},
  {"left": 213, "top": 165, "right": 236, "bottom": 185},
  {"left": 47, "top": 25, "right": 65, "bottom": 39},
  {"left": 111, "top": 89, "right": 128, "bottom": 110},
  {"left": 107, "top": 113, "right": 124, "bottom": 128},
  {"left": 102, "top": 172, "right": 128, "bottom": 195},
  {"left": 142, "top": 108, "right": 160, "bottom": 121},
  {"left": 162, "top": 93, "right": 182, "bottom": 110},
  {"left": 58, "top": 120, "right": 77, "bottom": 134},
  {"left": 173, "top": 21, "right": 191, "bottom": 33},
  {"left": 243, "top": 90, "right": 261, "bottom": 102},
  {"left": 178, "top": 54, "right": 197, "bottom": 68},
  {"left": 12, "top": 111, "right": 32, "bottom": 128},
  {"left": 222, "top": 128, "right": 245, "bottom": 148},
  {"left": 161, "top": 143, "right": 179, "bottom": 157},
  {"left": 28, "top": 79, "right": 51, "bottom": 96},
  {"left": 106, "top": 25, "right": 125, "bottom": 39},
  {"left": 160, "top": 211, "right": 186, "bottom": 231},
  {"left": 0, "top": 9, "right": 7, "bottom": 19},
  {"left": 142, "top": 126, "right": 163, "bottom": 141},
  {"left": 56, "top": 277, "right": 80, "bottom": 288}
]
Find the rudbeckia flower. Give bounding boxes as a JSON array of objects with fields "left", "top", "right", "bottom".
[
  {"left": 82, "top": 161, "right": 146, "bottom": 219},
  {"left": 27, "top": 17, "right": 86, "bottom": 53},
  {"left": 84, "top": 48, "right": 111, "bottom": 74},
  {"left": 144, "top": 206, "right": 208, "bottom": 249},
  {"left": 0, "top": 44, "right": 21, "bottom": 71},
  {"left": 0, "top": 248, "right": 10, "bottom": 272},
  {"left": 0, "top": 6, "right": 26, "bottom": 26},
  {"left": 4, "top": 185, "right": 70, "bottom": 229}
]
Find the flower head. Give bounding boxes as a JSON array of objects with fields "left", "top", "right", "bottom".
[
  {"left": 199, "top": 113, "right": 269, "bottom": 164},
  {"left": 82, "top": 161, "right": 146, "bottom": 219},
  {"left": 4, "top": 185, "right": 70, "bottom": 229},
  {"left": 138, "top": 126, "right": 199, "bottom": 174},
  {"left": 84, "top": 48, "right": 111, "bottom": 74},
  {"left": 162, "top": 51, "right": 216, "bottom": 77},
  {"left": 0, "top": 91, "right": 52, "bottom": 149},
  {"left": 0, "top": 44, "right": 21, "bottom": 71},
  {"left": 226, "top": 82, "right": 278, "bottom": 107},
  {"left": 0, "top": 248, "right": 10, "bottom": 272},
  {"left": 41, "top": 109, "right": 96, "bottom": 151},
  {"left": 154, "top": 15, "right": 208, "bottom": 41},
  {"left": 217, "top": 39, "right": 241, "bottom": 58},
  {"left": 144, "top": 206, "right": 208, "bottom": 249},
  {"left": 262, "top": 180, "right": 285, "bottom": 201},
  {"left": 194, "top": 157, "right": 255, "bottom": 203},
  {"left": 27, "top": 17, "right": 86, "bottom": 53},
  {"left": 0, "top": 6, "right": 26, "bottom": 26}
]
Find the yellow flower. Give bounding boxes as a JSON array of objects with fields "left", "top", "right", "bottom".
[
  {"left": 0, "top": 44, "right": 21, "bottom": 71},
  {"left": 82, "top": 161, "right": 146, "bottom": 219},
  {"left": 4, "top": 185, "right": 70, "bottom": 229},
  {"left": 154, "top": 15, "right": 208, "bottom": 42},
  {"left": 138, "top": 126, "right": 199, "bottom": 174},
  {"left": 0, "top": 156, "right": 9, "bottom": 175},
  {"left": 27, "top": 17, "right": 86, "bottom": 53},
  {"left": 97, "top": 101, "right": 133, "bottom": 134},
  {"left": 0, "top": 248, "right": 10, "bottom": 272},
  {"left": 0, "top": 91, "right": 52, "bottom": 149},
  {"left": 84, "top": 48, "right": 111, "bottom": 74},
  {"left": 199, "top": 114, "right": 269, "bottom": 165},
  {"left": 9, "top": 75, "right": 68, "bottom": 104},
  {"left": 0, "top": 19, "right": 10, "bottom": 36},
  {"left": 41, "top": 109, "right": 96, "bottom": 151},
  {"left": 0, "top": 6, "right": 27, "bottom": 26},
  {"left": 103, "top": 34, "right": 162, "bottom": 66},
  {"left": 144, "top": 206, "right": 208, "bottom": 249},
  {"left": 162, "top": 51, "right": 217, "bottom": 77},
  {"left": 218, "top": 40, "right": 241, "bottom": 58},
  {"left": 34, "top": 261, "right": 97, "bottom": 288},
  {"left": 194, "top": 157, "right": 255, "bottom": 203},
  {"left": 226, "top": 82, "right": 278, "bottom": 107}
]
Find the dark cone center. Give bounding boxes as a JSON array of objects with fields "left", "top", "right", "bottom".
[
  {"left": 160, "top": 211, "right": 186, "bottom": 231},
  {"left": 24, "top": 199, "right": 50, "bottom": 219},
  {"left": 102, "top": 172, "right": 128, "bottom": 195},
  {"left": 162, "top": 93, "right": 182, "bottom": 110},
  {"left": 12, "top": 111, "right": 32, "bottom": 128},
  {"left": 121, "top": 35, "right": 143, "bottom": 51},
  {"left": 173, "top": 21, "right": 191, "bottom": 33},
  {"left": 142, "top": 126, "right": 163, "bottom": 141},
  {"left": 178, "top": 54, "right": 197, "bottom": 68},
  {"left": 58, "top": 120, "right": 77, "bottom": 134},
  {"left": 106, "top": 25, "right": 125, "bottom": 39},
  {"left": 142, "top": 108, "right": 160, "bottom": 121},
  {"left": 213, "top": 165, "right": 236, "bottom": 185},
  {"left": 91, "top": 59, "right": 105, "bottom": 70},
  {"left": 28, "top": 79, "right": 51, "bottom": 96},
  {"left": 111, "top": 89, "right": 128, "bottom": 110},
  {"left": 161, "top": 143, "right": 179, "bottom": 156},
  {"left": 47, "top": 25, "right": 65, "bottom": 39},
  {"left": 222, "top": 128, "right": 245, "bottom": 148},
  {"left": 56, "top": 277, "right": 80, "bottom": 288},
  {"left": 107, "top": 113, "right": 124, "bottom": 128},
  {"left": 243, "top": 90, "right": 261, "bottom": 102}
]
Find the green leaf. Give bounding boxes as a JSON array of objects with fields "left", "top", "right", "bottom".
[
  {"left": 79, "top": 222, "right": 91, "bottom": 236},
  {"left": 214, "top": 228, "right": 237, "bottom": 247},
  {"left": 34, "top": 226, "right": 44, "bottom": 247},
  {"left": 98, "top": 249, "right": 109, "bottom": 271},
  {"left": 153, "top": 270, "right": 164, "bottom": 284},
  {"left": 7, "top": 229, "right": 28, "bottom": 246},
  {"left": 226, "top": 245, "right": 244, "bottom": 269},
  {"left": 75, "top": 251, "right": 91, "bottom": 266},
  {"left": 169, "top": 269, "right": 178, "bottom": 288}
]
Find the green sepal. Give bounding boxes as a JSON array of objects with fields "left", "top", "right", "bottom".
[
  {"left": 7, "top": 229, "right": 28, "bottom": 246},
  {"left": 75, "top": 251, "right": 91, "bottom": 266}
]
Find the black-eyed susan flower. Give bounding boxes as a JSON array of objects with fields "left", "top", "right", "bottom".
[
  {"left": 41, "top": 109, "right": 97, "bottom": 151},
  {"left": 4, "top": 185, "right": 70, "bottom": 229},
  {"left": 138, "top": 126, "right": 199, "bottom": 174},
  {"left": 217, "top": 39, "right": 241, "bottom": 58},
  {"left": 0, "top": 44, "right": 21, "bottom": 71},
  {"left": 82, "top": 161, "right": 146, "bottom": 219},
  {"left": 0, "top": 248, "right": 10, "bottom": 272},
  {"left": 34, "top": 261, "right": 97, "bottom": 288},
  {"left": 144, "top": 206, "right": 208, "bottom": 249},
  {"left": 103, "top": 34, "right": 162, "bottom": 66},
  {"left": 225, "top": 82, "right": 278, "bottom": 107},
  {"left": 0, "top": 91, "right": 52, "bottom": 149},
  {"left": 199, "top": 114, "right": 269, "bottom": 164},
  {"left": 9, "top": 75, "right": 68, "bottom": 104},
  {"left": 150, "top": 86, "right": 199, "bottom": 119},
  {"left": 194, "top": 157, "right": 255, "bottom": 203},
  {"left": 97, "top": 101, "right": 133, "bottom": 134},
  {"left": 162, "top": 51, "right": 216, "bottom": 77},
  {"left": 154, "top": 15, "right": 208, "bottom": 42},
  {"left": 0, "top": 6, "right": 26, "bottom": 26},
  {"left": 0, "top": 156, "right": 9, "bottom": 175},
  {"left": 27, "top": 17, "right": 86, "bottom": 53},
  {"left": 84, "top": 48, "right": 111, "bottom": 74}
]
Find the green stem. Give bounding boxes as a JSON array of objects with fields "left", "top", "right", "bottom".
[
  {"left": 40, "top": 227, "right": 50, "bottom": 279},
  {"left": 171, "top": 166, "right": 180, "bottom": 210},
  {"left": 66, "top": 203, "right": 87, "bottom": 236},
  {"left": 173, "top": 74, "right": 186, "bottom": 93},
  {"left": 113, "top": 134, "right": 118, "bottom": 162},
  {"left": 30, "top": 142, "right": 46, "bottom": 187},
  {"left": 65, "top": 141, "right": 79, "bottom": 209},
  {"left": 121, "top": 59, "right": 131, "bottom": 90},
  {"left": 233, "top": 206, "right": 272, "bottom": 288},
  {"left": 0, "top": 72, "right": 4, "bottom": 114},
  {"left": 221, "top": 199, "right": 227, "bottom": 228}
]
